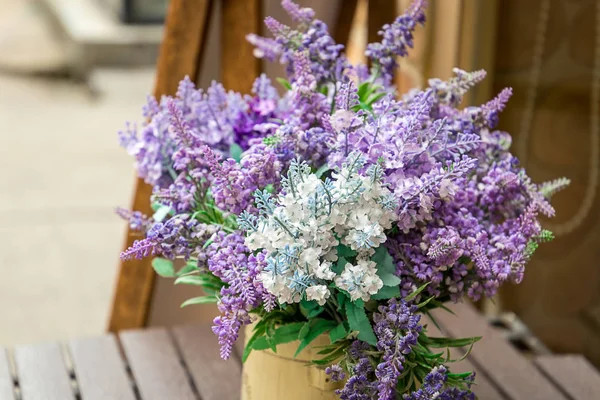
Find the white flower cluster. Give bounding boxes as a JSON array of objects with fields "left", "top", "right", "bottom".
[{"left": 241, "top": 153, "right": 397, "bottom": 306}]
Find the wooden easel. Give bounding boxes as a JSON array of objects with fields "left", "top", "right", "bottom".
[{"left": 107, "top": 0, "right": 407, "bottom": 332}]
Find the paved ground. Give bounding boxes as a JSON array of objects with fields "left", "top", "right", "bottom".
[
  {"left": 0, "top": 0, "right": 158, "bottom": 346},
  {"left": 0, "top": 65, "right": 155, "bottom": 345}
]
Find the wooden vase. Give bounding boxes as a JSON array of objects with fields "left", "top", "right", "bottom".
[{"left": 240, "top": 326, "right": 343, "bottom": 400}]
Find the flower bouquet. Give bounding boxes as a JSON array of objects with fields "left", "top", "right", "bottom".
[{"left": 117, "top": 1, "right": 568, "bottom": 398}]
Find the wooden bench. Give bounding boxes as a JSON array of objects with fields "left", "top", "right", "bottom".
[{"left": 2, "top": 303, "right": 599, "bottom": 400}]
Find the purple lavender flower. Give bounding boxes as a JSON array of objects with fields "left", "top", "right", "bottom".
[
  {"left": 120, "top": 215, "right": 217, "bottom": 262},
  {"left": 210, "top": 159, "right": 255, "bottom": 215},
  {"left": 336, "top": 299, "right": 423, "bottom": 400},
  {"left": 118, "top": 118, "right": 174, "bottom": 188},
  {"left": 240, "top": 144, "right": 283, "bottom": 188},
  {"left": 233, "top": 74, "right": 284, "bottom": 149},
  {"left": 365, "top": 0, "right": 426, "bottom": 85},
  {"left": 281, "top": 0, "right": 315, "bottom": 24},
  {"left": 246, "top": 34, "right": 282, "bottom": 61},
  {"left": 336, "top": 341, "right": 379, "bottom": 400},
  {"left": 403, "top": 366, "right": 475, "bottom": 400},
  {"left": 207, "top": 232, "right": 272, "bottom": 359},
  {"left": 295, "top": 127, "right": 334, "bottom": 167},
  {"left": 247, "top": 1, "right": 346, "bottom": 85},
  {"left": 115, "top": 2, "right": 567, "bottom": 396},
  {"left": 325, "top": 365, "right": 346, "bottom": 382},
  {"left": 428, "top": 68, "right": 487, "bottom": 109},
  {"left": 373, "top": 299, "right": 422, "bottom": 399},
  {"left": 115, "top": 207, "right": 153, "bottom": 232},
  {"left": 120, "top": 75, "right": 262, "bottom": 188},
  {"left": 152, "top": 174, "right": 200, "bottom": 213},
  {"left": 287, "top": 51, "right": 329, "bottom": 129},
  {"left": 387, "top": 155, "right": 546, "bottom": 301}
]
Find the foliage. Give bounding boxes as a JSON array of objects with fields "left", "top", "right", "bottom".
[{"left": 116, "top": 0, "right": 567, "bottom": 398}]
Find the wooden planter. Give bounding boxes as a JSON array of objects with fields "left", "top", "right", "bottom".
[{"left": 241, "top": 327, "right": 343, "bottom": 400}]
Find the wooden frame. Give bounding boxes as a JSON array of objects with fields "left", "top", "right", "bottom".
[
  {"left": 109, "top": 0, "right": 499, "bottom": 332},
  {"left": 109, "top": 0, "right": 240, "bottom": 332}
]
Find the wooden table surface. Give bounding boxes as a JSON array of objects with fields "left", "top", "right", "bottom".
[{"left": 1, "top": 302, "right": 599, "bottom": 399}]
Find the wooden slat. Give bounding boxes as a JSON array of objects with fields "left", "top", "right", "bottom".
[
  {"left": 108, "top": 0, "right": 214, "bottom": 333},
  {"left": 221, "top": 0, "right": 262, "bottom": 94},
  {"left": 535, "top": 355, "right": 600, "bottom": 400},
  {"left": 367, "top": 0, "right": 397, "bottom": 76},
  {"left": 172, "top": 324, "right": 242, "bottom": 400},
  {"left": 432, "top": 303, "right": 567, "bottom": 400},
  {"left": 367, "top": 0, "right": 397, "bottom": 44},
  {"left": 457, "top": 0, "right": 500, "bottom": 106},
  {"left": 333, "top": 0, "right": 359, "bottom": 48},
  {"left": 153, "top": 0, "right": 214, "bottom": 97},
  {"left": 68, "top": 334, "right": 135, "bottom": 400},
  {"left": 13, "top": 343, "right": 73, "bottom": 400},
  {"left": 426, "top": 0, "right": 462, "bottom": 80},
  {"left": 422, "top": 316, "right": 506, "bottom": 400},
  {"left": 119, "top": 328, "right": 196, "bottom": 400},
  {"left": 0, "top": 348, "right": 14, "bottom": 400}
]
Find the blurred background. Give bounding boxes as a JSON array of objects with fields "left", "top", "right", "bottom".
[{"left": 1, "top": 0, "right": 598, "bottom": 368}]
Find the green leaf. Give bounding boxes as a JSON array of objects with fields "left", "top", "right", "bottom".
[
  {"left": 337, "top": 244, "right": 357, "bottom": 258},
  {"left": 447, "top": 340, "right": 477, "bottom": 363},
  {"left": 230, "top": 143, "right": 243, "bottom": 162},
  {"left": 315, "top": 163, "right": 331, "bottom": 178},
  {"left": 300, "top": 300, "right": 320, "bottom": 310},
  {"left": 299, "top": 322, "right": 311, "bottom": 340},
  {"left": 357, "top": 81, "right": 371, "bottom": 100},
  {"left": 379, "top": 272, "right": 401, "bottom": 286},
  {"left": 300, "top": 300, "right": 324, "bottom": 318},
  {"left": 294, "top": 319, "right": 337, "bottom": 357},
  {"left": 266, "top": 320, "right": 277, "bottom": 352},
  {"left": 151, "top": 258, "right": 175, "bottom": 277},
  {"left": 317, "top": 343, "right": 344, "bottom": 356},
  {"left": 345, "top": 300, "right": 377, "bottom": 346},
  {"left": 448, "top": 371, "right": 476, "bottom": 379},
  {"left": 276, "top": 77, "right": 292, "bottom": 90},
  {"left": 365, "top": 92, "right": 386, "bottom": 106},
  {"left": 243, "top": 324, "right": 267, "bottom": 362},
  {"left": 372, "top": 247, "right": 401, "bottom": 286},
  {"left": 174, "top": 275, "right": 221, "bottom": 291},
  {"left": 176, "top": 263, "right": 198, "bottom": 276},
  {"left": 180, "top": 296, "right": 218, "bottom": 307},
  {"left": 252, "top": 322, "right": 305, "bottom": 353},
  {"left": 174, "top": 275, "right": 205, "bottom": 285},
  {"left": 153, "top": 205, "right": 172, "bottom": 222},
  {"left": 372, "top": 246, "right": 395, "bottom": 274},
  {"left": 371, "top": 285, "right": 400, "bottom": 300},
  {"left": 251, "top": 336, "right": 270, "bottom": 351},
  {"left": 416, "top": 296, "right": 435, "bottom": 309},
  {"left": 272, "top": 322, "right": 305, "bottom": 345},
  {"left": 405, "top": 283, "right": 430, "bottom": 302},
  {"left": 307, "top": 307, "right": 325, "bottom": 318},
  {"left": 333, "top": 256, "right": 348, "bottom": 274},
  {"left": 336, "top": 292, "right": 349, "bottom": 311},
  {"left": 426, "top": 336, "right": 481, "bottom": 348},
  {"left": 312, "top": 346, "right": 346, "bottom": 365},
  {"left": 329, "top": 322, "right": 349, "bottom": 343}
]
